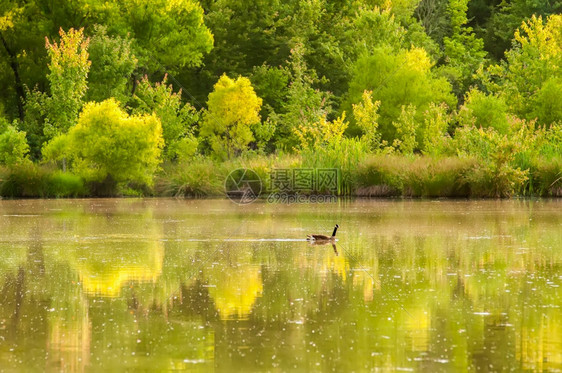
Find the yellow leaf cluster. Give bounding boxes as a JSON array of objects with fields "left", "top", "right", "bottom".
[
  {"left": 0, "top": 7, "right": 22, "bottom": 31},
  {"left": 294, "top": 113, "right": 349, "bottom": 150}
]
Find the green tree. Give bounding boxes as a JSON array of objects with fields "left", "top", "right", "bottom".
[
  {"left": 86, "top": 25, "right": 137, "bottom": 103},
  {"left": 21, "top": 27, "right": 91, "bottom": 151},
  {"left": 440, "top": 0, "right": 487, "bottom": 98},
  {"left": 483, "top": 15, "right": 562, "bottom": 123},
  {"left": 294, "top": 113, "right": 348, "bottom": 150},
  {"left": 44, "top": 99, "right": 163, "bottom": 188},
  {"left": 121, "top": 0, "right": 213, "bottom": 72},
  {"left": 415, "top": 0, "right": 449, "bottom": 44},
  {"left": 250, "top": 64, "right": 290, "bottom": 117},
  {"left": 392, "top": 104, "right": 418, "bottom": 155},
  {"left": 0, "top": 0, "right": 85, "bottom": 122},
  {"left": 43, "top": 27, "right": 91, "bottom": 137},
  {"left": 274, "top": 43, "right": 332, "bottom": 151},
  {"left": 20, "top": 27, "right": 91, "bottom": 159},
  {"left": 532, "top": 77, "right": 562, "bottom": 125},
  {"left": 0, "top": 3, "right": 27, "bottom": 120},
  {"left": 200, "top": 74, "right": 262, "bottom": 159},
  {"left": 132, "top": 76, "right": 199, "bottom": 162},
  {"left": 485, "top": 0, "right": 562, "bottom": 60},
  {"left": 346, "top": 46, "right": 455, "bottom": 142},
  {"left": 420, "top": 102, "right": 451, "bottom": 155}
]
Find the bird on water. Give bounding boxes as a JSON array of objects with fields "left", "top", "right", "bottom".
[{"left": 307, "top": 224, "right": 339, "bottom": 241}]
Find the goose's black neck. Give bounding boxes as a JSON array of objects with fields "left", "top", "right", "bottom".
[{"left": 331, "top": 225, "right": 338, "bottom": 237}]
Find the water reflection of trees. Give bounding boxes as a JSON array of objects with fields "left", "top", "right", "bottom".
[{"left": 0, "top": 200, "right": 560, "bottom": 371}]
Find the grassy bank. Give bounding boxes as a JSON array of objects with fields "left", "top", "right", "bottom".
[
  {"left": 159, "top": 154, "right": 562, "bottom": 198},
  {"left": 3, "top": 153, "right": 560, "bottom": 199}
]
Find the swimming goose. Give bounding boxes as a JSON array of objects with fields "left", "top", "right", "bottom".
[{"left": 307, "top": 224, "right": 339, "bottom": 241}]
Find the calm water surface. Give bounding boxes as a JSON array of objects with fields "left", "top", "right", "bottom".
[{"left": 0, "top": 199, "right": 561, "bottom": 372}]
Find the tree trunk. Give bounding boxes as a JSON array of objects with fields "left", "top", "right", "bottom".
[{"left": 0, "top": 32, "right": 25, "bottom": 121}]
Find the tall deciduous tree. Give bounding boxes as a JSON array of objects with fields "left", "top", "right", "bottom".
[
  {"left": 43, "top": 27, "right": 91, "bottom": 137},
  {"left": 86, "top": 25, "right": 137, "bottom": 103},
  {"left": 200, "top": 74, "right": 262, "bottom": 159},
  {"left": 132, "top": 76, "right": 199, "bottom": 162},
  {"left": 21, "top": 27, "right": 90, "bottom": 159},
  {"left": 483, "top": 15, "right": 562, "bottom": 124},
  {"left": 274, "top": 43, "right": 332, "bottom": 151},
  {"left": 121, "top": 0, "right": 213, "bottom": 72},
  {"left": 440, "top": 0, "right": 487, "bottom": 99},
  {"left": 346, "top": 46, "right": 456, "bottom": 142}
]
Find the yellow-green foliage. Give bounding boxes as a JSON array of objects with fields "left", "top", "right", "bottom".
[
  {"left": 43, "top": 27, "right": 91, "bottom": 138},
  {"left": 133, "top": 75, "right": 199, "bottom": 162},
  {"left": 347, "top": 46, "right": 456, "bottom": 143},
  {"left": 45, "top": 99, "right": 163, "bottom": 187},
  {"left": 420, "top": 103, "right": 450, "bottom": 155},
  {"left": 392, "top": 104, "right": 418, "bottom": 155},
  {"left": 200, "top": 74, "right": 262, "bottom": 159},
  {"left": 459, "top": 89, "right": 509, "bottom": 133},
  {"left": 353, "top": 90, "right": 382, "bottom": 151},
  {"left": 294, "top": 113, "right": 348, "bottom": 150},
  {"left": 452, "top": 120, "right": 530, "bottom": 197},
  {"left": 0, "top": 120, "right": 29, "bottom": 165},
  {"left": 484, "top": 15, "right": 562, "bottom": 123}
]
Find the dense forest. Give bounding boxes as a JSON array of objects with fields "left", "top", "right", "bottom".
[{"left": 0, "top": 0, "right": 561, "bottom": 197}]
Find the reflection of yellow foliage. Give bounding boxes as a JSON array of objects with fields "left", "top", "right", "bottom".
[
  {"left": 323, "top": 251, "right": 348, "bottom": 281},
  {"left": 47, "top": 294, "right": 91, "bottom": 371},
  {"left": 295, "top": 247, "right": 350, "bottom": 282},
  {"left": 404, "top": 308, "right": 430, "bottom": 352},
  {"left": 76, "top": 240, "right": 164, "bottom": 297},
  {"left": 207, "top": 264, "right": 263, "bottom": 320},
  {"left": 352, "top": 271, "right": 376, "bottom": 302},
  {"left": 517, "top": 313, "right": 562, "bottom": 370}
]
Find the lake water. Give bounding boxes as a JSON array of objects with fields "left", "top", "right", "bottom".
[{"left": 0, "top": 198, "right": 561, "bottom": 371}]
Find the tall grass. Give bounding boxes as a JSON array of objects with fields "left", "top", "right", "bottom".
[
  {"left": 355, "top": 156, "right": 476, "bottom": 197},
  {"left": 301, "top": 138, "right": 369, "bottom": 195},
  {"left": 154, "top": 154, "right": 302, "bottom": 197},
  {"left": 0, "top": 163, "right": 85, "bottom": 198},
  {"left": 530, "top": 157, "right": 562, "bottom": 196}
]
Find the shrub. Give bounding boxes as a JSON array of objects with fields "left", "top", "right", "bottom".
[
  {"left": 45, "top": 99, "right": 164, "bottom": 194},
  {"left": 460, "top": 89, "right": 509, "bottom": 133},
  {"left": 0, "top": 124, "right": 30, "bottom": 166}
]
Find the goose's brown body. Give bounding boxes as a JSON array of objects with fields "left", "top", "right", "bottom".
[
  {"left": 307, "top": 224, "right": 339, "bottom": 241},
  {"left": 308, "top": 234, "right": 332, "bottom": 240}
]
